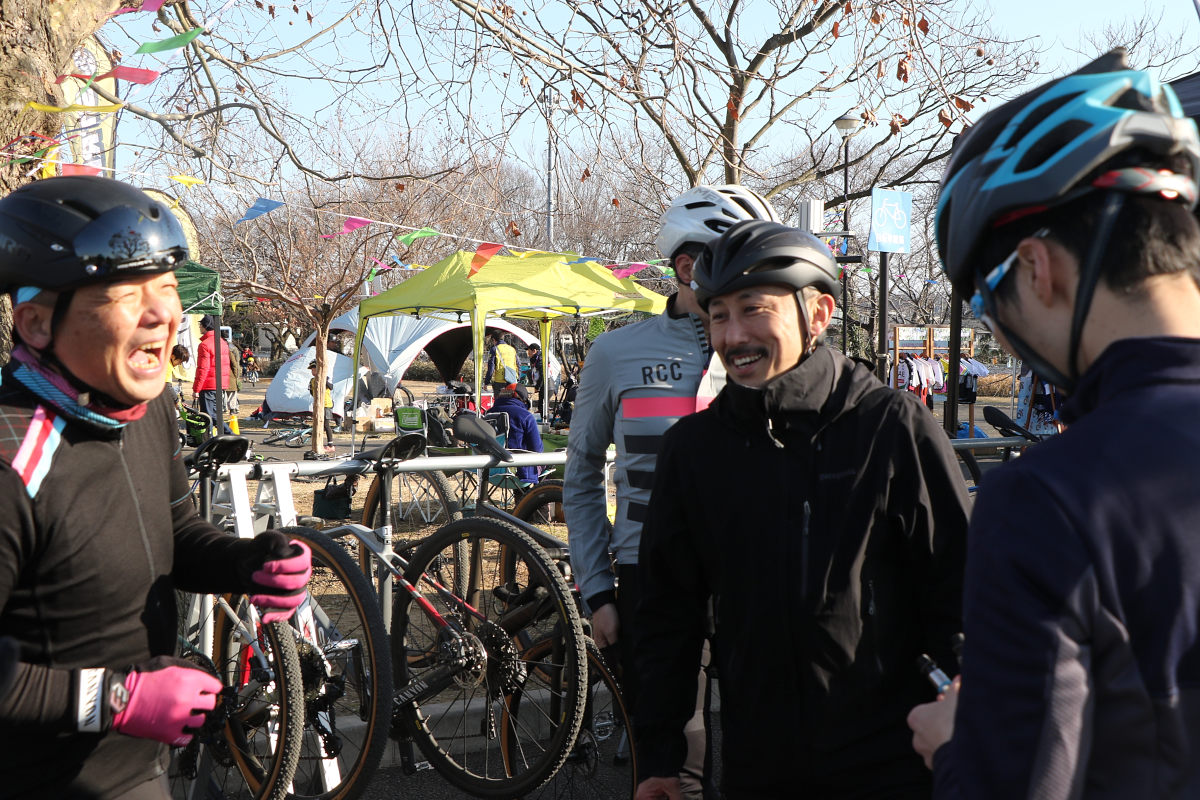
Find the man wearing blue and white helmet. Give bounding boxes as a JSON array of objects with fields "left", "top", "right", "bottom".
[{"left": 908, "top": 49, "right": 1200, "bottom": 798}]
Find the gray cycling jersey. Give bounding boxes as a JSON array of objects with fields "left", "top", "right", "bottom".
[{"left": 563, "top": 296, "right": 710, "bottom": 609}]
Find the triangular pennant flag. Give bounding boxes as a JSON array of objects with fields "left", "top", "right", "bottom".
[
  {"left": 135, "top": 27, "right": 204, "bottom": 55},
  {"left": 56, "top": 66, "right": 160, "bottom": 85},
  {"left": 612, "top": 265, "right": 642, "bottom": 279},
  {"left": 235, "top": 197, "right": 285, "bottom": 224},
  {"left": 397, "top": 227, "right": 440, "bottom": 246},
  {"left": 61, "top": 164, "right": 102, "bottom": 176},
  {"left": 370, "top": 257, "right": 391, "bottom": 270},
  {"left": 367, "top": 268, "right": 377, "bottom": 281},
  {"left": 659, "top": 266, "right": 676, "bottom": 278},
  {"left": 565, "top": 256, "right": 592, "bottom": 265},
  {"left": 40, "top": 147, "right": 59, "bottom": 179},
  {"left": 26, "top": 101, "right": 122, "bottom": 114},
  {"left": 512, "top": 250, "right": 536, "bottom": 258},
  {"left": 170, "top": 174, "right": 203, "bottom": 187},
  {"left": 392, "top": 255, "right": 408, "bottom": 269},
  {"left": 469, "top": 242, "right": 504, "bottom": 276},
  {"left": 321, "top": 217, "right": 371, "bottom": 238},
  {"left": 111, "top": 0, "right": 165, "bottom": 15}
]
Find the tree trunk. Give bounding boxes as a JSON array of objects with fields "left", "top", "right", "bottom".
[{"left": 0, "top": 0, "right": 120, "bottom": 361}]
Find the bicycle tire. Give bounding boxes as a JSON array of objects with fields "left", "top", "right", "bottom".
[
  {"left": 171, "top": 595, "right": 305, "bottom": 800},
  {"left": 358, "top": 468, "right": 462, "bottom": 584},
  {"left": 957, "top": 448, "right": 983, "bottom": 490},
  {"left": 264, "top": 428, "right": 301, "bottom": 446},
  {"left": 510, "top": 636, "right": 636, "bottom": 799},
  {"left": 283, "top": 528, "right": 393, "bottom": 800},
  {"left": 506, "top": 480, "right": 568, "bottom": 585},
  {"left": 392, "top": 385, "right": 415, "bottom": 407},
  {"left": 285, "top": 430, "right": 313, "bottom": 449},
  {"left": 392, "top": 517, "right": 587, "bottom": 798}
]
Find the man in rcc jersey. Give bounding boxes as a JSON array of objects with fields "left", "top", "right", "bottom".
[
  {"left": 564, "top": 184, "right": 781, "bottom": 797},
  {"left": 907, "top": 49, "right": 1200, "bottom": 799},
  {"left": 0, "top": 176, "right": 313, "bottom": 800},
  {"left": 635, "top": 220, "right": 969, "bottom": 799}
]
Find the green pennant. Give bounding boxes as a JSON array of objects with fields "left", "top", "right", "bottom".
[
  {"left": 135, "top": 27, "right": 204, "bottom": 55},
  {"left": 397, "top": 227, "right": 440, "bottom": 246},
  {"left": 659, "top": 266, "right": 675, "bottom": 277},
  {"left": 367, "top": 268, "right": 377, "bottom": 281}
]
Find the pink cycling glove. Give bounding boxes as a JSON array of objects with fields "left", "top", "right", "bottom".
[
  {"left": 76, "top": 656, "right": 222, "bottom": 747},
  {"left": 249, "top": 537, "right": 312, "bottom": 624}
]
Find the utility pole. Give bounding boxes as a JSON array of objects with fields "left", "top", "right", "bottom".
[{"left": 834, "top": 114, "right": 861, "bottom": 354}]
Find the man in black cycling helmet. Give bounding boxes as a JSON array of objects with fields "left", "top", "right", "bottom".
[
  {"left": 0, "top": 176, "right": 312, "bottom": 800},
  {"left": 908, "top": 50, "right": 1200, "bottom": 799},
  {"left": 635, "top": 220, "right": 969, "bottom": 799}
]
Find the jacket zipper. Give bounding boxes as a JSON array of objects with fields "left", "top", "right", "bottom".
[
  {"left": 800, "top": 500, "right": 811, "bottom": 603},
  {"left": 118, "top": 434, "right": 158, "bottom": 583}
]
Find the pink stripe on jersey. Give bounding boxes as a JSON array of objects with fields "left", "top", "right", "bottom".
[
  {"left": 12, "top": 406, "right": 59, "bottom": 492},
  {"left": 621, "top": 396, "right": 696, "bottom": 419}
]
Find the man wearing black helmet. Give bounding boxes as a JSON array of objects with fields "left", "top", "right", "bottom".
[
  {"left": 634, "top": 220, "right": 969, "bottom": 799},
  {"left": 0, "top": 176, "right": 313, "bottom": 799},
  {"left": 566, "top": 184, "right": 782, "bottom": 798},
  {"left": 907, "top": 50, "right": 1200, "bottom": 799}
]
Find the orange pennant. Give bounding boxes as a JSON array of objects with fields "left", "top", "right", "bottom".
[{"left": 469, "top": 242, "right": 504, "bottom": 276}]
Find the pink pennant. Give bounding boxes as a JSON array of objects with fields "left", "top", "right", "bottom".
[
  {"left": 110, "top": 0, "right": 164, "bottom": 14},
  {"left": 61, "top": 164, "right": 101, "bottom": 176},
  {"left": 469, "top": 242, "right": 504, "bottom": 276},
  {"left": 321, "top": 217, "right": 372, "bottom": 238},
  {"left": 613, "top": 263, "right": 647, "bottom": 279},
  {"left": 55, "top": 67, "right": 160, "bottom": 85}
]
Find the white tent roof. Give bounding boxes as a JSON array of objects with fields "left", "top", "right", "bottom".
[{"left": 265, "top": 310, "right": 558, "bottom": 415}]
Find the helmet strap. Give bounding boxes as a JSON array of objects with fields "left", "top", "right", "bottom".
[
  {"left": 1066, "top": 191, "right": 1124, "bottom": 384},
  {"left": 795, "top": 291, "right": 816, "bottom": 358}
]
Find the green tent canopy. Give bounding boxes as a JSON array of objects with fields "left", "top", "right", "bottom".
[
  {"left": 176, "top": 260, "right": 223, "bottom": 315},
  {"left": 355, "top": 250, "right": 667, "bottom": 409}
]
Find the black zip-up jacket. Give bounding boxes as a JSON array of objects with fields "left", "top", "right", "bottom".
[
  {"left": 934, "top": 337, "right": 1200, "bottom": 799},
  {"left": 636, "top": 346, "right": 969, "bottom": 797},
  {"left": 0, "top": 368, "right": 256, "bottom": 799}
]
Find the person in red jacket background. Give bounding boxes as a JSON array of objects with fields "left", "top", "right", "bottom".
[{"left": 192, "top": 314, "right": 235, "bottom": 435}]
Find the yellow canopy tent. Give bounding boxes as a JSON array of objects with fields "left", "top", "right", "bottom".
[{"left": 354, "top": 249, "right": 667, "bottom": 411}]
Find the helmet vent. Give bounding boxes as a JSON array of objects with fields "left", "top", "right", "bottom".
[
  {"left": 1109, "top": 87, "right": 1155, "bottom": 112},
  {"left": 684, "top": 201, "right": 716, "bottom": 210},
  {"left": 1015, "top": 119, "right": 1091, "bottom": 173},
  {"left": 1005, "top": 92, "right": 1082, "bottom": 150},
  {"left": 744, "top": 256, "right": 800, "bottom": 274}
]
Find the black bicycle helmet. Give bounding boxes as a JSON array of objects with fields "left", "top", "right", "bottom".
[
  {"left": 936, "top": 48, "right": 1200, "bottom": 299},
  {"left": 0, "top": 176, "right": 189, "bottom": 293},
  {"left": 691, "top": 220, "right": 840, "bottom": 310}
]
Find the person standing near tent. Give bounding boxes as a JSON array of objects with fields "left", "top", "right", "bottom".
[
  {"left": 309, "top": 361, "right": 336, "bottom": 453},
  {"left": 564, "top": 184, "right": 783, "bottom": 799},
  {"left": 485, "top": 329, "right": 519, "bottom": 396},
  {"left": 191, "top": 315, "right": 236, "bottom": 436}
]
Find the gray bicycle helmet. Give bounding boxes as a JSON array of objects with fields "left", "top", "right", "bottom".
[
  {"left": 655, "top": 184, "right": 781, "bottom": 259},
  {"left": 691, "top": 220, "right": 840, "bottom": 311},
  {"left": 0, "top": 176, "right": 188, "bottom": 293}
]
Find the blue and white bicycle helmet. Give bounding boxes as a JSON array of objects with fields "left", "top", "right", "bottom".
[{"left": 935, "top": 48, "right": 1200, "bottom": 388}]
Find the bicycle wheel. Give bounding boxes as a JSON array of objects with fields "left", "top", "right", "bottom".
[
  {"left": 284, "top": 529, "right": 392, "bottom": 800},
  {"left": 285, "top": 429, "right": 313, "bottom": 449},
  {"left": 393, "top": 518, "right": 587, "bottom": 798},
  {"left": 263, "top": 428, "right": 297, "bottom": 446},
  {"left": 171, "top": 595, "right": 305, "bottom": 800},
  {"left": 392, "top": 385, "right": 415, "bottom": 407},
  {"left": 510, "top": 636, "right": 636, "bottom": 799},
  {"left": 511, "top": 480, "right": 567, "bottom": 544},
  {"left": 358, "top": 468, "right": 461, "bottom": 580}
]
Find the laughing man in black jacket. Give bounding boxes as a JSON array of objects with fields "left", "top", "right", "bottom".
[{"left": 634, "top": 221, "right": 969, "bottom": 799}]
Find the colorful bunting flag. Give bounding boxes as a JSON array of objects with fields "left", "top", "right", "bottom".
[
  {"left": 61, "top": 164, "right": 102, "bottom": 176},
  {"left": 367, "top": 268, "right": 377, "bottom": 281},
  {"left": 392, "top": 255, "right": 408, "bottom": 269},
  {"left": 111, "top": 0, "right": 165, "bottom": 15},
  {"left": 321, "top": 217, "right": 371, "bottom": 238},
  {"left": 134, "top": 27, "right": 204, "bottom": 55},
  {"left": 55, "top": 67, "right": 160, "bottom": 85},
  {"left": 469, "top": 242, "right": 504, "bottom": 276},
  {"left": 397, "top": 227, "right": 440, "bottom": 246},
  {"left": 565, "top": 256, "right": 593, "bottom": 265},
  {"left": 170, "top": 174, "right": 204, "bottom": 187},
  {"left": 26, "top": 101, "right": 123, "bottom": 113},
  {"left": 612, "top": 264, "right": 645, "bottom": 279},
  {"left": 235, "top": 197, "right": 285, "bottom": 224},
  {"left": 659, "top": 266, "right": 676, "bottom": 278},
  {"left": 40, "top": 147, "right": 59, "bottom": 179}
]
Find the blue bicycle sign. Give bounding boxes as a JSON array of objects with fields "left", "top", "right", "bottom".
[{"left": 867, "top": 188, "right": 912, "bottom": 253}]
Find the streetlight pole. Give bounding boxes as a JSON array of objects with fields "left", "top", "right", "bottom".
[{"left": 834, "top": 114, "right": 861, "bottom": 354}]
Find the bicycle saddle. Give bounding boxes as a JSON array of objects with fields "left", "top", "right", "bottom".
[
  {"left": 357, "top": 432, "right": 428, "bottom": 465},
  {"left": 185, "top": 435, "right": 251, "bottom": 475},
  {"left": 982, "top": 406, "right": 1041, "bottom": 442},
  {"left": 453, "top": 412, "right": 514, "bottom": 462}
]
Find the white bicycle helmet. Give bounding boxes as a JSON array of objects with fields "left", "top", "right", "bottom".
[{"left": 655, "top": 184, "right": 781, "bottom": 260}]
